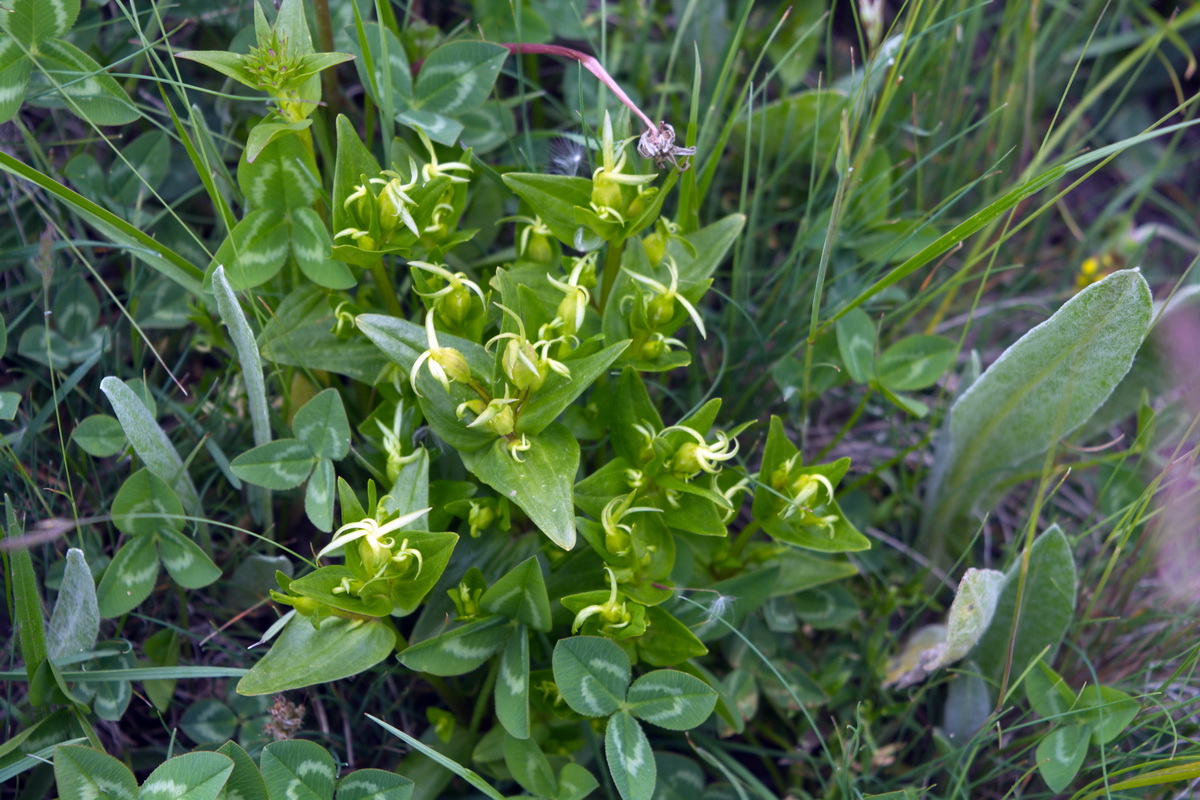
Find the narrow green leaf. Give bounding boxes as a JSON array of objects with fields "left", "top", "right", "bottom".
[
  {"left": 52, "top": 744, "right": 138, "bottom": 800},
  {"left": 140, "top": 751, "right": 235, "bottom": 800},
  {"left": 174, "top": 50, "right": 259, "bottom": 89},
  {"left": 1036, "top": 723, "right": 1089, "bottom": 793},
  {"left": 46, "top": 548, "right": 99, "bottom": 660},
  {"left": 100, "top": 376, "right": 200, "bottom": 512},
  {"left": 230, "top": 439, "right": 316, "bottom": 490},
  {"left": 95, "top": 535, "right": 159, "bottom": 618},
  {"left": 293, "top": 388, "right": 351, "bottom": 460},
  {"left": 480, "top": 556, "right": 552, "bottom": 632},
  {"left": 260, "top": 740, "right": 338, "bottom": 800},
  {"left": 368, "top": 714, "right": 507, "bottom": 800},
  {"left": 626, "top": 670, "right": 717, "bottom": 731},
  {"left": 8, "top": 499, "right": 47, "bottom": 681},
  {"left": 237, "top": 615, "right": 396, "bottom": 695},
  {"left": 461, "top": 423, "right": 579, "bottom": 550},
  {"left": 605, "top": 711, "right": 656, "bottom": 800},
  {"left": 212, "top": 266, "right": 271, "bottom": 450},
  {"left": 398, "top": 616, "right": 509, "bottom": 676},
  {"left": 495, "top": 629, "right": 530, "bottom": 739},
  {"left": 552, "top": 636, "right": 630, "bottom": 718}
]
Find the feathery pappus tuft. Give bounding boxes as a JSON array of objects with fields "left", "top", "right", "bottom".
[{"left": 548, "top": 136, "right": 590, "bottom": 176}]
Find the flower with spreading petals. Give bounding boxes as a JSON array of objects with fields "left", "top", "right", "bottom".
[
  {"left": 317, "top": 506, "right": 432, "bottom": 586},
  {"left": 571, "top": 566, "right": 632, "bottom": 634},
  {"left": 664, "top": 426, "right": 739, "bottom": 479},
  {"left": 410, "top": 311, "right": 472, "bottom": 396},
  {"left": 623, "top": 255, "right": 706, "bottom": 339}
]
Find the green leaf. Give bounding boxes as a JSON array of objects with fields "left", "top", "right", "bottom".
[
  {"left": 100, "top": 376, "right": 200, "bottom": 513},
  {"left": 111, "top": 469, "right": 184, "bottom": 536},
  {"left": 941, "top": 664, "right": 992, "bottom": 744},
  {"left": 46, "top": 548, "right": 99, "bottom": 660},
  {"left": 835, "top": 307, "right": 875, "bottom": 384},
  {"left": 238, "top": 130, "right": 317, "bottom": 212},
  {"left": 259, "top": 287, "right": 388, "bottom": 382},
  {"left": 174, "top": 50, "right": 259, "bottom": 89},
  {"left": 32, "top": 39, "right": 138, "bottom": 125},
  {"left": 626, "top": 670, "right": 716, "bottom": 731},
  {"left": 237, "top": 615, "right": 396, "bottom": 695},
  {"left": 294, "top": 389, "right": 351, "bottom": 460},
  {"left": 356, "top": 313, "right": 493, "bottom": 383},
  {"left": 260, "top": 740, "right": 338, "bottom": 800},
  {"left": 180, "top": 698, "right": 238, "bottom": 744},
  {"left": 974, "top": 525, "right": 1077, "bottom": 689},
  {"left": 368, "top": 715, "right": 507, "bottom": 800},
  {"left": 96, "top": 535, "right": 159, "bottom": 618},
  {"left": 347, "top": 23, "right": 413, "bottom": 106},
  {"left": 244, "top": 119, "right": 313, "bottom": 165},
  {"left": 1, "top": 0, "right": 80, "bottom": 48},
  {"left": 230, "top": 439, "right": 317, "bottom": 490},
  {"left": 212, "top": 265, "right": 272, "bottom": 455},
  {"left": 53, "top": 273, "right": 98, "bottom": 340},
  {"left": 140, "top": 751, "right": 235, "bottom": 800},
  {"left": 52, "top": 744, "right": 138, "bottom": 800},
  {"left": 1077, "top": 684, "right": 1138, "bottom": 746},
  {"left": 207, "top": 209, "right": 290, "bottom": 290},
  {"left": 634, "top": 605, "right": 708, "bottom": 667},
  {"left": 398, "top": 616, "right": 509, "bottom": 676},
  {"left": 671, "top": 213, "right": 746, "bottom": 284},
  {"left": 502, "top": 173, "right": 593, "bottom": 249},
  {"left": 0, "top": 391, "right": 19, "bottom": 421},
  {"left": 414, "top": 41, "right": 508, "bottom": 116},
  {"left": 0, "top": 38, "right": 32, "bottom": 124},
  {"left": 216, "top": 741, "right": 268, "bottom": 800},
  {"left": 926, "top": 270, "right": 1153, "bottom": 558},
  {"left": 480, "top": 556, "right": 552, "bottom": 632},
  {"left": 292, "top": 207, "right": 355, "bottom": 290},
  {"left": 1036, "top": 723, "right": 1089, "bottom": 793},
  {"left": 461, "top": 423, "right": 579, "bottom": 550},
  {"left": 1025, "top": 658, "right": 1075, "bottom": 719},
  {"left": 604, "top": 711, "right": 656, "bottom": 800},
  {"left": 387, "top": 530, "right": 458, "bottom": 612},
  {"left": 336, "top": 769, "right": 415, "bottom": 800},
  {"left": 8, "top": 501, "right": 46, "bottom": 681},
  {"left": 72, "top": 413, "right": 126, "bottom": 457},
  {"left": 517, "top": 338, "right": 631, "bottom": 435},
  {"left": 877, "top": 335, "right": 957, "bottom": 391},
  {"left": 396, "top": 108, "right": 464, "bottom": 147},
  {"left": 495, "top": 629, "right": 530, "bottom": 739},
  {"left": 556, "top": 762, "right": 599, "bottom": 800},
  {"left": 503, "top": 733, "right": 556, "bottom": 798},
  {"left": 306, "top": 458, "right": 336, "bottom": 532},
  {"left": 158, "top": 528, "right": 221, "bottom": 588},
  {"left": 108, "top": 131, "right": 171, "bottom": 208},
  {"left": 289, "top": 565, "right": 393, "bottom": 617},
  {"left": 552, "top": 636, "right": 630, "bottom": 717}
]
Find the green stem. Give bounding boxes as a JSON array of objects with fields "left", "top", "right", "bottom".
[
  {"left": 730, "top": 519, "right": 761, "bottom": 560},
  {"left": 370, "top": 259, "right": 405, "bottom": 317},
  {"left": 816, "top": 386, "right": 872, "bottom": 462},
  {"left": 599, "top": 238, "right": 625, "bottom": 311},
  {"left": 424, "top": 674, "right": 470, "bottom": 724},
  {"left": 469, "top": 656, "right": 501, "bottom": 734}
]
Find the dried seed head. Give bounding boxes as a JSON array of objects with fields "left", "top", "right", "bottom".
[{"left": 638, "top": 121, "right": 697, "bottom": 171}]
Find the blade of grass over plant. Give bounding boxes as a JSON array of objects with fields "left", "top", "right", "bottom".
[
  {"left": 160, "top": 87, "right": 236, "bottom": 234},
  {"left": 6, "top": 499, "right": 48, "bottom": 684},
  {"left": 0, "top": 152, "right": 203, "bottom": 294},
  {"left": 0, "top": 667, "right": 249, "bottom": 681},
  {"left": 368, "top": 714, "right": 507, "bottom": 800}
]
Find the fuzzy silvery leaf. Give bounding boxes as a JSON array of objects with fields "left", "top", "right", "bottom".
[
  {"left": 552, "top": 636, "right": 630, "bottom": 718},
  {"left": 398, "top": 616, "right": 509, "bottom": 676},
  {"left": 46, "top": 548, "right": 99, "bottom": 660},
  {"left": 260, "top": 740, "right": 337, "bottom": 800},
  {"left": 626, "top": 670, "right": 716, "bottom": 731},
  {"left": 480, "top": 556, "right": 552, "bottom": 632},
  {"left": 212, "top": 266, "right": 271, "bottom": 451},
  {"left": 100, "top": 376, "right": 200, "bottom": 513},
  {"left": 52, "top": 745, "right": 138, "bottom": 800},
  {"left": 605, "top": 711, "right": 656, "bottom": 800},
  {"left": 139, "top": 751, "right": 234, "bottom": 800}
]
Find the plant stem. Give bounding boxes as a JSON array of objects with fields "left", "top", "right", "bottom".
[
  {"left": 730, "top": 520, "right": 761, "bottom": 560},
  {"left": 469, "top": 656, "right": 500, "bottom": 734},
  {"left": 370, "top": 259, "right": 405, "bottom": 317},
  {"left": 600, "top": 238, "right": 625, "bottom": 311}
]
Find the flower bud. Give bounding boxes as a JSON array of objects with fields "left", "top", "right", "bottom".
[
  {"left": 503, "top": 338, "right": 545, "bottom": 392},
  {"left": 524, "top": 230, "right": 554, "bottom": 264},
  {"left": 438, "top": 282, "right": 475, "bottom": 327},
  {"left": 647, "top": 293, "right": 676, "bottom": 328},
  {"left": 432, "top": 347, "right": 472, "bottom": 386},
  {"left": 643, "top": 231, "right": 666, "bottom": 267}
]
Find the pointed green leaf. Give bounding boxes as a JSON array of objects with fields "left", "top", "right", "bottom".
[
  {"left": 461, "top": 423, "right": 578, "bottom": 550},
  {"left": 517, "top": 338, "right": 630, "bottom": 435},
  {"left": 237, "top": 615, "right": 396, "bottom": 695},
  {"left": 414, "top": 41, "right": 507, "bottom": 115},
  {"left": 52, "top": 744, "right": 138, "bottom": 800},
  {"left": 626, "top": 670, "right": 717, "bottom": 731},
  {"left": 332, "top": 113, "right": 382, "bottom": 232},
  {"left": 635, "top": 605, "right": 708, "bottom": 667},
  {"left": 158, "top": 528, "right": 221, "bottom": 588},
  {"left": 386, "top": 530, "right": 458, "bottom": 612},
  {"left": 260, "top": 740, "right": 338, "bottom": 800},
  {"left": 552, "top": 636, "right": 630, "bottom": 718},
  {"left": 100, "top": 376, "right": 200, "bottom": 513},
  {"left": 259, "top": 286, "right": 388, "bottom": 382},
  {"left": 46, "top": 548, "right": 99, "bottom": 660},
  {"left": 336, "top": 768, "right": 415, "bottom": 800},
  {"left": 495, "top": 629, "right": 530, "bottom": 739},
  {"left": 174, "top": 50, "right": 259, "bottom": 89},
  {"left": 502, "top": 173, "right": 593, "bottom": 249},
  {"left": 306, "top": 458, "right": 336, "bottom": 532},
  {"left": 289, "top": 565, "right": 392, "bottom": 617},
  {"left": 292, "top": 207, "right": 355, "bottom": 290},
  {"left": 140, "top": 751, "right": 234, "bottom": 800},
  {"left": 230, "top": 439, "right": 316, "bottom": 490},
  {"left": 399, "top": 616, "right": 509, "bottom": 676},
  {"left": 216, "top": 741, "right": 268, "bottom": 800},
  {"left": 0, "top": 38, "right": 31, "bottom": 124},
  {"left": 96, "top": 535, "right": 159, "bottom": 618},
  {"left": 72, "top": 413, "right": 126, "bottom": 457},
  {"left": 1036, "top": 723, "right": 1089, "bottom": 793},
  {"left": 207, "top": 209, "right": 290, "bottom": 289},
  {"left": 480, "top": 556, "right": 552, "bottom": 631},
  {"left": 293, "top": 388, "right": 351, "bottom": 460},
  {"left": 605, "top": 712, "right": 656, "bottom": 800},
  {"left": 32, "top": 39, "right": 138, "bottom": 125},
  {"left": 503, "top": 733, "right": 556, "bottom": 798}
]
